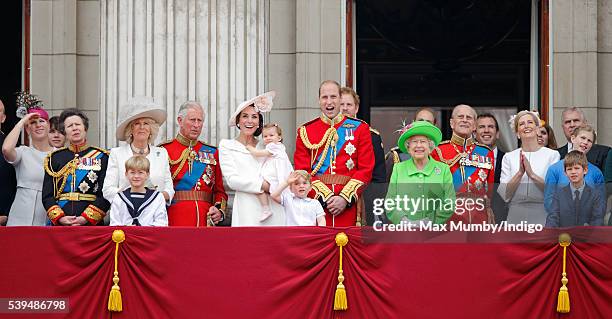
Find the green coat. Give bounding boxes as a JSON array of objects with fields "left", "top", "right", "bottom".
[{"left": 385, "top": 157, "right": 455, "bottom": 224}]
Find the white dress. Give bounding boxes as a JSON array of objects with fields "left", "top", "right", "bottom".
[
  {"left": 219, "top": 139, "right": 286, "bottom": 226},
  {"left": 102, "top": 144, "right": 175, "bottom": 204},
  {"left": 261, "top": 142, "right": 293, "bottom": 193},
  {"left": 497, "top": 147, "right": 560, "bottom": 225},
  {"left": 7, "top": 146, "right": 51, "bottom": 226}
]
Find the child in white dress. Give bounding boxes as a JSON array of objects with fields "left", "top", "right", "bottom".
[
  {"left": 270, "top": 170, "right": 326, "bottom": 226},
  {"left": 246, "top": 123, "right": 293, "bottom": 221}
]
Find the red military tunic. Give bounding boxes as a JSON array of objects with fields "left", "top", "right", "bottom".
[
  {"left": 160, "top": 134, "right": 227, "bottom": 227},
  {"left": 294, "top": 114, "right": 374, "bottom": 226},
  {"left": 431, "top": 133, "right": 495, "bottom": 224}
]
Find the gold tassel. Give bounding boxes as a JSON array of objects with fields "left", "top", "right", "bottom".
[
  {"left": 556, "top": 233, "right": 571, "bottom": 313},
  {"left": 334, "top": 232, "right": 349, "bottom": 311},
  {"left": 108, "top": 230, "right": 126, "bottom": 312}
]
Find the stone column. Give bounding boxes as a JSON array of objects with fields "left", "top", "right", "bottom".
[
  {"left": 267, "top": 0, "right": 343, "bottom": 157},
  {"left": 551, "top": 0, "right": 600, "bottom": 144},
  {"left": 100, "top": 0, "right": 266, "bottom": 148},
  {"left": 597, "top": 0, "right": 612, "bottom": 145},
  {"left": 31, "top": 0, "right": 101, "bottom": 143}
]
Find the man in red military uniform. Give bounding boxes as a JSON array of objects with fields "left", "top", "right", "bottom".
[
  {"left": 294, "top": 80, "right": 374, "bottom": 226},
  {"left": 431, "top": 104, "right": 495, "bottom": 224},
  {"left": 160, "top": 101, "right": 228, "bottom": 227}
]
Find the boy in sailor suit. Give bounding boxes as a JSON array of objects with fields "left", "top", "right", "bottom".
[{"left": 110, "top": 156, "right": 168, "bottom": 226}]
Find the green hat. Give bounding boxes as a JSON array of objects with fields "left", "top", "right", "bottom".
[{"left": 397, "top": 121, "right": 443, "bottom": 153}]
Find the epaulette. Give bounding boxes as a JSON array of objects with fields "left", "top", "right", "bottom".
[
  {"left": 47, "top": 147, "right": 68, "bottom": 157},
  {"left": 200, "top": 141, "right": 218, "bottom": 150},
  {"left": 384, "top": 147, "right": 401, "bottom": 161},
  {"left": 345, "top": 115, "right": 370, "bottom": 125},
  {"left": 369, "top": 127, "right": 380, "bottom": 135},
  {"left": 474, "top": 142, "right": 492, "bottom": 152},
  {"left": 157, "top": 139, "right": 173, "bottom": 147},
  {"left": 91, "top": 146, "right": 110, "bottom": 155},
  {"left": 438, "top": 140, "right": 451, "bottom": 145},
  {"left": 297, "top": 117, "right": 319, "bottom": 130}
]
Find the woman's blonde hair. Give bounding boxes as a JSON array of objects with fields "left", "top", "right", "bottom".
[
  {"left": 512, "top": 110, "right": 540, "bottom": 134},
  {"left": 124, "top": 117, "right": 160, "bottom": 144}
]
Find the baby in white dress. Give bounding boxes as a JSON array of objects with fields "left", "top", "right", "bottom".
[{"left": 246, "top": 123, "right": 294, "bottom": 221}]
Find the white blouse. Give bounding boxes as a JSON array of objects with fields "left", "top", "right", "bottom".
[{"left": 102, "top": 144, "right": 174, "bottom": 204}]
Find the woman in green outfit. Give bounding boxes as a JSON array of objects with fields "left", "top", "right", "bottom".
[{"left": 385, "top": 121, "right": 455, "bottom": 224}]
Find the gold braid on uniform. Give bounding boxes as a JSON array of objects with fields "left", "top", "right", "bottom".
[
  {"left": 299, "top": 126, "right": 338, "bottom": 176},
  {"left": 168, "top": 148, "right": 192, "bottom": 180},
  {"left": 44, "top": 152, "right": 79, "bottom": 199}
]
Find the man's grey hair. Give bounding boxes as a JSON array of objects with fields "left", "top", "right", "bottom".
[
  {"left": 177, "top": 101, "right": 204, "bottom": 119},
  {"left": 451, "top": 104, "right": 477, "bottom": 119},
  {"left": 562, "top": 106, "right": 586, "bottom": 122}
]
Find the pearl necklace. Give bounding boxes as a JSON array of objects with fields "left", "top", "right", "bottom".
[{"left": 131, "top": 144, "right": 149, "bottom": 155}]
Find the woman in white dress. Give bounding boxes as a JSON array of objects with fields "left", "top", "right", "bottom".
[
  {"left": 219, "top": 91, "right": 286, "bottom": 226},
  {"left": 2, "top": 107, "right": 54, "bottom": 226},
  {"left": 103, "top": 97, "right": 174, "bottom": 204},
  {"left": 498, "top": 110, "right": 560, "bottom": 225}
]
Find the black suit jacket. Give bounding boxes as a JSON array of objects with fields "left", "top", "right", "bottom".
[
  {"left": 0, "top": 132, "right": 17, "bottom": 217},
  {"left": 492, "top": 149, "right": 508, "bottom": 223},
  {"left": 558, "top": 143, "right": 610, "bottom": 172},
  {"left": 545, "top": 184, "right": 605, "bottom": 227}
]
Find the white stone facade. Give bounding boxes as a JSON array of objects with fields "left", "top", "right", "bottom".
[{"left": 30, "top": 0, "right": 611, "bottom": 148}]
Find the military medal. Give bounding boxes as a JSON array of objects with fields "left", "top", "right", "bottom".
[
  {"left": 87, "top": 170, "right": 98, "bottom": 183},
  {"left": 204, "top": 165, "right": 213, "bottom": 184},
  {"left": 346, "top": 158, "right": 355, "bottom": 171},
  {"left": 345, "top": 142, "right": 356, "bottom": 156},
  {"left": 478, "top": 169, "right": 488, "bottom": 181},
  {"left": 79, "top": 181, "right": 90, "bottom": 193},
  {"left": 344, "top": 129, "right": 355, "bottom": 141}
]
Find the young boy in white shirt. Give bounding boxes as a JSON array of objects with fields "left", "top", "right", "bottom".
[
  {"left": 110, "top": 156, "right": 168, "bottom": 226},
  {"left": 270, "top": 170, "right": 326, "bottom": 226}
]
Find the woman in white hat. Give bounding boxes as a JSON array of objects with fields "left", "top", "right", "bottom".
[
  {"left": 218, "top": 91, "right": 286, "bottom": 226},
  {"left": 102, "top": 97, "right": 174, "bottom": 204}
]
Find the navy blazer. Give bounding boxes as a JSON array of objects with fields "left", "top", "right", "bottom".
[
  {"left": 558, "top": 143, "right": 610, "bottom": 172},
  {"left": 545, "top": 183, "right": 605, "bottom": 227}
]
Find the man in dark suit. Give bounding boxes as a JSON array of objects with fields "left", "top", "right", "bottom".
[
  {"left": 546, "top": 151, "right": 605, "bottom": 227},
  {"left": 475, "top": 113, "right": 508, "bottom": 223},
  {"left": 0, "top": 99, "right": 17, "bottom": 226},
  {"left": 557, "top": 107, "right": 610, "bottom": 171},
  {"left": 340, "top": 87, "right": 386, "bottom": 225}
]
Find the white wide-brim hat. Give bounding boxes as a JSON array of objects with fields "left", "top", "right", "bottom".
[
  {"left": 116, "top": 97, "right": 167, "bottom": 141},
  {"left": 229, "top": 91, "right": 276, "bottom": 127}
]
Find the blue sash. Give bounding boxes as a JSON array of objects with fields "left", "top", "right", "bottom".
[
  {"left": 313, "top": 118, "right": 361, "bottom": 175},
  {"left": 175, "top": 144, "right": 215, "bottom": 191},
  {"left": 58, "top": 150, "right": 105, "bottom": 208},
  {"left": 451, "top": 145, "right": 490, "bottom": 190}
]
